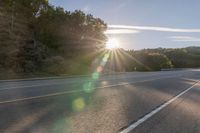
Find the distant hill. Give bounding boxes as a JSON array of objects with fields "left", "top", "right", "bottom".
[{"left": 122, "top": 47, "right": 200, "bottom": 71}]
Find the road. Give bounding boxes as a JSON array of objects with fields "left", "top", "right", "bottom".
[{"left": 0, "top": 69, "right": 200, "bottom": 133}]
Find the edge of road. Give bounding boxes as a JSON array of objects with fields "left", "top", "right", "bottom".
[
  {"left": 0, "top": 68, "right": 195, "bottom": 83},
  {"left": 0, "top": 72, "right": 126, "bottom": 83},
  {"left": 0, "top": 73, "right": 184, "bottom": 104}
]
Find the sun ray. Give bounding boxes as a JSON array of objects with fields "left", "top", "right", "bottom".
[{"left": 106, "top": 38, "right": 120, "bottom": 50}]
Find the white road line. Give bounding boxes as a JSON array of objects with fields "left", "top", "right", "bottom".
[
  {"left": 181, "top": 78, "right": 199, "bottom": 82},
  {"left": 0, "top": 73, "right": 181, "bottom": 91},
  {"left": 120, "top": 80, "right": 200, "bottom": 133},
  {"left": 0, "top": 82, "right": 64, "bottom": 91},
  {"left": 0, "top": 75, "right": 180, "bottom": 104},
  {"left": 98, "top": 75, "right": 179, "bottom": 88},
  {"left": 0, "top": 89, "right": 83, "bottom": 104}
]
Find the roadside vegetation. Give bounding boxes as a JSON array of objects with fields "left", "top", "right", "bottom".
[
  {"left": 124, "top": 47, "right": 200, "bottom": 71},
  {"left": 0, "top": 0, "right": 200, "bottom": 79},
  {"left": 0, "top": 0, "right": 107, "bottom": 77}
]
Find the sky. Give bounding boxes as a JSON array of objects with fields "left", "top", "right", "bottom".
[{"left": 49, "top": 0, "right": 200, "bottom": 50}]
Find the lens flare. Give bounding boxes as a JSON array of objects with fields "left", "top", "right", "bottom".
[
  {"left": 106, "top": 38, "right": 120, "bottom": 50},
  {"left": 72, "top": 98, "right": 85, "bottom": 111}
]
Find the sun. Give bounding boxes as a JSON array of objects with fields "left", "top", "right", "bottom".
[{"left": 106, "top": 38, "right": 120, "bottom": 50}]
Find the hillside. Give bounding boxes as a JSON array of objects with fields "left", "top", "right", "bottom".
[{"left": 0, "top": 1, "right": 199, "bottom": 79}]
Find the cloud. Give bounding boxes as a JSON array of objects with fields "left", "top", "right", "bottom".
[
  {"left": 169, "top": 36, "right": 200, "bottom": 42},
  {"left": 108, "top": 25, "right": 200, "bottom": 33},
  {"left": 104, "top": 29, "right": 140, "bottom": 34}
]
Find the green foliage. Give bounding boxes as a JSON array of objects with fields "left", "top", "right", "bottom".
[
  {"left": 0, "top": 0, "right": 107, "bottom": 75},
  {"left": 0, "top": 0, "right": 199, "bottom": 77},
  {"left": 35, "top": 8, "right": 107, "bottom": 56},
  {"left": 120, "top": 50, "right": 173, "bottom": 71},
  {"left": 107, "top": 47, "right": 200, "bottom": 72},
  {"left": 129, "top": 47, "right": 200, "bottom": 71},
  {"left": 18, "top": 41, "right": 47, "bottom": 73},
  {"left": 142, "top": 53, "right": 173, "bottom": 70}
]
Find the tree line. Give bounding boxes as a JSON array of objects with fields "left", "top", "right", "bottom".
[
  {"left": 108, "top": 47, "right": 200, "bottom": 72},
  {"left": 0, "top": 0, "right": 107, "bottom": 77},
  {"left": 0, "top": 0, "right": 199, "bottom": 78}
]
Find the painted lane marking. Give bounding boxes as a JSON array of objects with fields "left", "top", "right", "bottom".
[
  {"left": 0, "top": 89, "right": 83, "bottom": 104},
  {"left": 0, "top": 73, "right": 183, "bottom": 91},
  {"left": 120, "top": 80, "right": 200, "bottom": 133},
  {"left": 0, "top": 75, "right": 180, "bottom": 104},
  {"left": 181, "top": 78, "right": 199, "bottom": 82},
  {"left": 0, "top": 82, "right": 65, "bottom": 91}
]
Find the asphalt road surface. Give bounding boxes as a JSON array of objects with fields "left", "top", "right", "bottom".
[{"left": 0, "top": 69, "right": 200, "bottom": 133}]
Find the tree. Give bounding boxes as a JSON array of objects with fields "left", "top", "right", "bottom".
[{"left": 0, "top": 1, "right": 107, "bottom": 75}]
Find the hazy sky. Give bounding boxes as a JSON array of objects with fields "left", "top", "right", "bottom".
[{"left": 49, "top": 0, "right": 200, "bottom": 50}]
